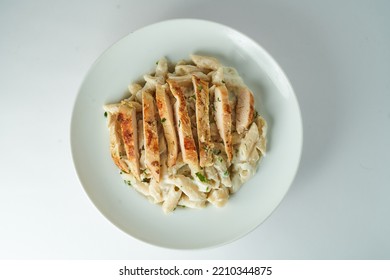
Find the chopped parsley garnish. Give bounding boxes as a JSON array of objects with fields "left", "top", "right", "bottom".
[
  {"left": 155, "top": 61, "right": 158, "bottom": 65},
  {"left": 212, "top": 149, "right": 221, "bottom": 155},
  {"left": 104, "top": 111, "right": 107, "bottom": 117},
  {"left": 195, "top": 172, "right": 208, "bottom": 183},
  {"left": 178, "top": 120, "right": 181, "bottom": 127},
  {"left": 224, "top": 170, "right": 230, "bottom": 177},
  {"left": 190, "top": 95, "right": 196, "bottom": 100},
  {"left": 142, "top": 178, "right": 151, "bottom": 183},
  {"left": 161, "top": 118, "right": 166, "bottom": 123},
  {"left": 219, "top": 157, "right": 223, "bottom": 163},
  {"left": 217, "top": 97, "right": 221, "bottom": 102},
  {"left": 197, "top": 85, "right": 203, "bottom": 91},
  {"left": 124, "top": 180, "right": 132, "bottom": 186},
  {"left": 222, "top": 80, "right": 226, "bottom": 83}
]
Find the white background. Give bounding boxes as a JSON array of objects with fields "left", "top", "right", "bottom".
[{"left": 1, "top": 0, "right": 389, "bottom": 259}]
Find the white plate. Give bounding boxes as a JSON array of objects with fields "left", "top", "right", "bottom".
[{"left": 71, "top": 19, "right": 302, "bottom": 249}]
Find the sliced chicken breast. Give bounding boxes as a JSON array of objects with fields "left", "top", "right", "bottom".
[
  {"left": 156, "top": 83, "right": 178, "bottom": 167},
  {"left": 106, "top": 112, "right": 129, "bottom": 173},
  {"left": 236, "top": 87, "right": 255, "bottom": 134},
  {"left": 214, "top": 85, "right": 233, "bottom": 163},
  {"left": 142, "top": 91, "right": 160, "bottom": 182},
  {"left": 192, "top": 75, "right": 213, "bottom": 167},
  {"left": 167, "top": 79, "right": 199, "bottom": 171},
  {"left": 117, "top": 105, "right": 140, "bottom": 180}
]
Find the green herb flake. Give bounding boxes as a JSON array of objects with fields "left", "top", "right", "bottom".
[
  {"left": 195, "top": 172, "right": 208, "bottom": 183},
  {"left": 178, "top": 120, "right": 181, "bottom": 127},
  {"left": 161, "top": 118, "right": 166, "bottom": 123},
  {"left": 155, "top": 61, "right": 159, "bottom": 65},
  {"left": 104, "top": 111, "right": 107, "bottom": 117},
  {"left": 222, "top": 80, "right": 226, "bottom": 83},
  {"left": 190, "top": 95, "right": 196, "bottom": 100},
  {"left": 219, "top": 157, "right": 223, "bottom": 163},
  {"left": 197, "top": 85, "right": 203, "bottom": 91},
  {"left": 212, "top": 149, "right": 221, "bottom": 155},
  {"left": 142, "top": 178, "right": 151, "bottom": 183},
  {"left": 217, "top": 97, "right": 221, "bottom": 102},
  {"left": 224, "top": 170, "right": 230, "bottom": 177}
]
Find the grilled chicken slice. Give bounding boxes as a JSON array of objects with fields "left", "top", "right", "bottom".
[
  {"left": 142, "top": 91, "right": 160, "bottom": 182},
  {"left": 117, "top": 105, "right": 140, "bottom": 179},
  {"left": 236, "top": 87, "right": 255, "bottom": 134},
  {"left": 214, "top": 85, "right": 233, "bottom": 163},
  {"left": 192, "top": 75, "right": 213, "bottom": 167},
  {"left": 167, "top": 79, "right": 199, "bottom": 171},
  {"left": 156, "top": 83, "right": 178, "bottom": 167},
  {"left": 106, "top": 112, "right": 129, "bottom": 173}
]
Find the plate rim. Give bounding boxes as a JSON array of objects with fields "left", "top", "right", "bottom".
[{"left": 70, "top": 18, "right": 303, "bottom": 250}]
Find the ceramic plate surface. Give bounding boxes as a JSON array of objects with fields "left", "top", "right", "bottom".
[{"left": 71, "top": 19, "right": 302, "bottom": 249}]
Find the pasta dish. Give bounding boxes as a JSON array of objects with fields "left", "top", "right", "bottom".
[{"left": 103, "top": 55, "right": 267, "bottom": 213}]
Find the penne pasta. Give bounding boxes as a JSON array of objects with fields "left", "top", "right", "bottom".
[{"left": 103, "top": 55, "right": 267, "bottom": 213}]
